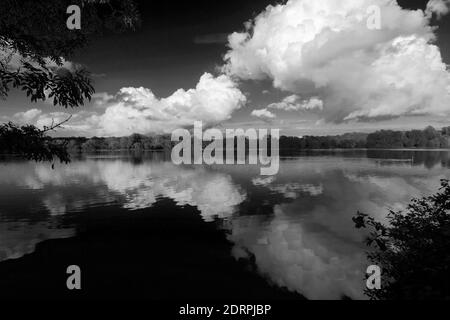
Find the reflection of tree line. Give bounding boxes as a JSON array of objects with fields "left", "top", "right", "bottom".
[
  {"left": 366, "top": 150, "right": 450, "bottom": 169},
  {"left": 277, "top": 149, "right": 450, "bottom": 169}
]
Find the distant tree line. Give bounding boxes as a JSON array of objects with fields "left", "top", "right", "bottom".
[
  {"left": 280, "top": 126, "right": 450, "bottom": 150},
  {"left": 366, "top": 126, "right": 450, "bottom": 149},
  {"left": 279, "top": 132, "right": 368, "bottom": 149},
  {"left": 56, "top": 134, "right": 174, "bottom": 153},
  {"left": 21, "top": 126, "right": 450, "bottom": 155},
  {"left": 280, "top": 126, "right": 450, "bottom": 149}
]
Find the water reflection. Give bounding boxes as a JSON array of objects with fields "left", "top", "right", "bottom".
[
  {"left": 0, "top": 150, "right": 449, "bottom": 299},
  {"left": 0, "top": 158, "right": 246, "bottom": 221}
]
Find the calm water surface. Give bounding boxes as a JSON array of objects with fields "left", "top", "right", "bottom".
[{"left": 1, "top": 150, "right": 449, "bottom": 299}]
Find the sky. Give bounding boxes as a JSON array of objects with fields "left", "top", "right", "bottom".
[{"left": 1, "top": 0, "right": 450, "bottom": 137}]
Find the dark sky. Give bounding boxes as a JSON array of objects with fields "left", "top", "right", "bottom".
[
  {"left": 74, "top": 0, "right": 450, "bottom": 95},
  {"left": 73, "top": 0, "right": 279, "bottom": 95}
]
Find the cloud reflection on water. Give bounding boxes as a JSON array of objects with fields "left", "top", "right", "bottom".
[{"left": 0, "top": 151, "right": 449, "bottom": 299}]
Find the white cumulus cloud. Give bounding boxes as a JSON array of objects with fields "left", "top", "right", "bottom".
[
  {"left": 269, "top": 95, "right": 324, "bottom": 111},
  {"left": 96, "top": 72, "right": 246, "bottom": 136},
  {"left": 8, "top": 73, "right": 247, "bottom": 137},
  {"left": 223, "top": 0, "right": 450, "bottom": 123},
  {"left": 10, "top": 109, "right": 42, "bottom": 123},
  {"left": 251, "top": 108, "right": 277, "bottom": 120}
]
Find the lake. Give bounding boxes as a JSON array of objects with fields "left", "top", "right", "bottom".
[{"left": 0, "top": 150, "right": 449, "bottom": 300}]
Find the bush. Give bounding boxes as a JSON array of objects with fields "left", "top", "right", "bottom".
[{"left": 353, "top": 180, "right": 450, "bottom": 300}]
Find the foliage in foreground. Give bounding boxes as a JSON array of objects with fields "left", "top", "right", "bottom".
[
  {"left": 0, "top": 0, "right": 140, "bottom": 162},
  {"left": 0, "top": 121, "right": 70, "bottom": 164},
  {"left": 353, "top": 180, "right": 450, "bottom": 300}
]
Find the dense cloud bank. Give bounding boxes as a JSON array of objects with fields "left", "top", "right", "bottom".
[{"left": 223, "top": 0, "right": 450, "bottom": 122}]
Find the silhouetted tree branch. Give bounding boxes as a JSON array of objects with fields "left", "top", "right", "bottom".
[
  {"left": 0, "top": 0, "right": 140, "bottom": 162},
  {"left": 0, "top": 117, "right": 74, "bottom": 165},
  {"left": 353, "top": 179, "right": 450, "bottom": 300},
  {"left": 0, "top": 62, "right": 94, "bottom": 108}
]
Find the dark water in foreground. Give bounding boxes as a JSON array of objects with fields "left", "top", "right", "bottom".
[{"left": 0, "top": 150, "right": 449, "bottom": 299}]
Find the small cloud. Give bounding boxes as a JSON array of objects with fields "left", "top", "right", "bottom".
[
  {"left": 11, "top": 109, "right": 42, "bottom": 124},
  {"left": 269, "top": 95, "right": 323, "bottom": 112},
  {"left": 251, "top": 108, "right": 276, "bottom": 121},
  {"left": 299, "top": 97, "right": 324, "bottom": 111},
  {"left": 426, "top": 0, "right": 450, "bottom": 18},
  {"left": 92, "top": 92, "right": 115, "bottom": 106}
]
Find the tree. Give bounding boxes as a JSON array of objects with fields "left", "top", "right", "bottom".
[
  {"left": 81, "top": 137, "right": 107, "bottom": 152},
  {"left": 0, "top": 117, "right": 72, "bottom": 164},
  {"left": 0, "top": 0, "right": 140, "bottom": 163},
  {"left": 353, "top": 180, "right": 450, "bottom": 300},
  {"left": 442, "top": 127, "right": 450, "bottom": 136},
  {"left": 423, "top": 126, "right": 438, "bottom": 141},
  {"left": 366, "top": 130, "right": 405, "bottom": 148},
  {"left": 120, "top": 137, "right": 130, "bottom": 150},
  {"left": 105, "top": 137, "right": 121, "bottom": 150}
]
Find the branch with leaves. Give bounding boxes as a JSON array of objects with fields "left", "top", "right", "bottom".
[
  {"left": 0, "top": 117, "right": 74, "bottom": 165},
  {"left": 353, "top": 179, "right": 450, "bottom": 300},
  {"left": 0, "top": 0, "right": 140, "bottom": 162},
  {"left": 0, "top": 0, "right": 141, "bottom": 65},
  {"left": 0, "top": 62, "right": 94, "bottom": 108}
]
